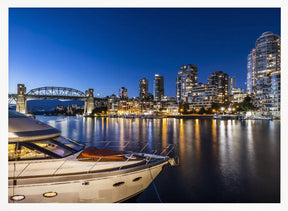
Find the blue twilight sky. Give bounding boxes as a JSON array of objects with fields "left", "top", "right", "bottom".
[{"left": 9, "top": 8, "right": 280, "bottom": 98}]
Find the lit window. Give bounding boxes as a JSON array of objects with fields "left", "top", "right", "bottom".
[
  {"left": 8, "top": 143, "right": 51, "bottom": 161},
  {"left": 32, "top": 140, "right": 73, "bottom": 157}
]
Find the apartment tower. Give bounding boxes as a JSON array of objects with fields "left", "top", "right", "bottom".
[
  {"left": 139, "top": 78, "right": 149, "bottom": 101},
  {"left": 247, "top": 49, "right": 256, "bottom": 95},
  {"left": 153, "top": 74, "right": 164, "bottom": 102},
  {"left": 176, "top": 64, "right": 198, "bottom": 102},
  {"left": 207, "top": 71, "right": 229, "bottom": 104},
  {"left": 253, "top": 31, "right": 281, "bottom": 115}
]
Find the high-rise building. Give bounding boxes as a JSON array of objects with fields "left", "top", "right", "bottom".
[
  {"left": 187, "top": 83, "right": 217, "bottom": 110},
  {"left": 176, "top": 64, "right": 198, "bottom": 102},
  {"left": 253, "top": 31, "right": 280, "bottom": 115},
  {"left": 228, "top": 77, "right": 236, "bottom": 95},
  {"left": 207, "top": 71, "right": 229, "bottom": 104},
  {"left": 153, "top": 74, "right": 164, "bottom": 102},
  {"left": 139, "top": 78, "right": 149, "bottom": 101},
  {"left": 247, "top": 49, "right": 256, "bottom": 95},
  {"left": 230, "top": 88, "right": 247, "bottom": 104},
  {"left": 119, "top": 87, "right": 128, "bottom": 100}
]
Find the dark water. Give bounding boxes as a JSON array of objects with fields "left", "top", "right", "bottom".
[{"left": 36, "top": 116, "right": 280, "bottom": 203}]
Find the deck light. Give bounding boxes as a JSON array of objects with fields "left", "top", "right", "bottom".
[
  {"left": 10, "top": 195, "right": 25, "bottom": 201},
  {"left": 43, "top": 191, "right": 58, "bottom": 198}
]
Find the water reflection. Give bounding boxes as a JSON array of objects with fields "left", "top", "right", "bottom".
[
  {"left": 194, "top": 119, "right": 200, "bottom": 161},
  {"left": 83, "top": 117, "right": 93, "bottom": 143},
  {"left": 148, "top": 120, "right": 153, "bottom": 152},
  {"left": 179, "top": 119, "right": 185, "bottom": 163},
  {"left": 106, "top": 118, "right": 109, "bottom": 138},
  {"left": 246, "top": 120, "right": 255, "bottom": 179},
  {"left": 211, "top": 120, "right": 217, "bottom": 158},
  {"left": 101, "top": 117, "right": 104, "bottom": 135},
  {"left": 162, "top": 118, "right": 167, "bottom": 148},
  {"left": 36, "top": 116, "right": 280, "bottom": 203}
]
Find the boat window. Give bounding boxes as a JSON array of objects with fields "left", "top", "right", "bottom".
[
  {"left": 8, "top": 143, "right": 17, "bottom": 161},
  {"left": 53, "top": 136, "right": 84, "bottom": 152},
  {"left": 8, "top": 143, "right": 51, "bottom": 161},
  {"left": 32, "top": 140, "right": 73, "bottom": 157}
]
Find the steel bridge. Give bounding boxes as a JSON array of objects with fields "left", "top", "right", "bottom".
[{"left": 8, "top": 84, "right": 107, "bottom": 115}]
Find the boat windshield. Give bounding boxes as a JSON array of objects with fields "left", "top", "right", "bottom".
[
  {"left": 52, "top": 136, "right": 84, "bottom": 152},
  {"left": 9, "top": 110, "right": 29, "bottom": 118},
  {"left": 32, "top": 139, "right": 75, "bottom": 157},
  {"left": 9, "top": 136, "right": 84, "bottom": 161}
]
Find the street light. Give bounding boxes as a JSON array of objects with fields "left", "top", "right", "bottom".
[{"left": 221, "top": 107, "right": 225, "bottom": 114}]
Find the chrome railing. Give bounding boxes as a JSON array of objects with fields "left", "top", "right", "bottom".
[{"left": 10, "top": 141, "right": 177, "bottom": 178}]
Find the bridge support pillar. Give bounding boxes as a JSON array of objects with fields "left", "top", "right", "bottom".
[
  {"left": 84, "top": 89, "right": 95, "bottom": 116},
  {"left": 16, "top": 84, "right": 27, "bottom": 114}
]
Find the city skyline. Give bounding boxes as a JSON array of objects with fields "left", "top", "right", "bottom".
[{"left": 9, "top": 8, "right": 280, "bottom": 97}]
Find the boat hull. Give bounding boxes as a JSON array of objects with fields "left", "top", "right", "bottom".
[{"left": 9, "top": 160, "right": 168, "bottom": 203}]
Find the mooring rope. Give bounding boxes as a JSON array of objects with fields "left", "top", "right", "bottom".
[{"left": 149, "top": 167, "right": 163, "bottom": 203}]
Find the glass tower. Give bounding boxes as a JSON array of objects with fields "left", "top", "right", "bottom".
[
  {"left": 247, "top": 49, "right": 255, "bottom": 95},
  {"left": 119, "top": 87, "right": 128, "bottom": 100},
  {"left": 176, "top": 64, "right": 198, "bottom": 102},
  {"left": 153, "top": 74, "right": 164, "bottom": 102},
  {"left": 139, "top": 78, "right": 149, "bottom": 101},
  {"left": 228, "top": 77, "right": 236, "bottom": 95},
  {"left": 254, "top": 31, "right": 280, "bottom": 115},
  {"left": 207, "top": 71, "right": 229, "bottom": 104}
]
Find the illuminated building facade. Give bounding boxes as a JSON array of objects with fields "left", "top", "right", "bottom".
[
  {"left": 187, "top": 83, "right": 217, "bottom": 110},
  {"left": 230, "top": 88, "right": 247, "bottom": 104},
  {"left": 119, "top": 87, "right": 128, "bottom": 100},
  {"left": 247, "top": 49, "right": 256, "bottom": 95},
  {"left": 176, "top": 64, "right": 198, "bottom": 102},
  {"left": 153, "top": 74, "right": 164, "bottom": 102},
  {"left": 139, "top": 78, "right": 149, "bottom": 101},
  {"left": 207, "top": 71, "right": 229, "bottom": 104},
  {"left": 253, "top": 31, "right": 280, "bottom": 115},
  {"left": 228, "top": 77, "right": 236, "bottom": 95}
]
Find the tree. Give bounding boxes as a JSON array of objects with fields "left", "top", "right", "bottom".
[
  {"left": 206, "top": 107, "right": 213, "bottom": 114},
  {"left": 198, "top": 107, "right": 206, "bottom": 114},
  {"left": 179, "top": 102, "right": 189, "bottom": 114},
  {"left": 236, "top": 96, "right": 256, "bottom": 111},
  {"left": 92, "top": 106, "right": 108, "bottom": 115},
  {"left": 211, "top": 102, "right": 220, "bottom": 111}
]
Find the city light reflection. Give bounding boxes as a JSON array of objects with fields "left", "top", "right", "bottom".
[
  {"left": 119, "top": 118, "right": 124, "bottom": 150},
  {"left": 106, "top": 117, "right": 109, "bottom": 137},
  {"left": 129, "top": 119, "right": 132, "bottom": 141},
  {"left": 246, "top": 120, "right": 255, "bottom": 177},
  {"left": 211, "top": 119, "right": 217, "bottom": 158},
  {"left": 194, "top": 119, "right": 200, "bottom": 161},
  {"left": 162, "top": 118, "right": 167, "bottom": 148},
  {"left": 179, "top": 119, "right": 185, "bottom": 163},
  {"left": 148, "top": 120, "right": 153, "bottom": 152},
  {"left": 101, "top": 117, "right": 104, "bottom": 135}
]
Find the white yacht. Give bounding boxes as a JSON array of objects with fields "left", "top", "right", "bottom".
[{"left": 8, "top": 110, "right": 176, "bottom": 203}]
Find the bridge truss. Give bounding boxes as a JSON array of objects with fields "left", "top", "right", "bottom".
[
  {"left": 8, "top": 86, "right": 107, "bottom": 106},
  {"left": 27, "top": 87, "right": 86, "bottom": 98}
]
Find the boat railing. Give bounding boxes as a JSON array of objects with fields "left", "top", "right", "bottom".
[
  {"left": 79, "top": 141, "right": 176, "bottom": 171},
  {"left": 12, "top": 142, "right": 177, "bottom": 178},
  {"left": 81, "top": 141, "right": 176, "bottom": 157}
]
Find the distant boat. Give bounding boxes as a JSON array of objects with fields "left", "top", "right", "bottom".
[
  {"left": 213, "top": 114, "right": 221, "bottom": 119},
  {"left": 213, "top": 114, "right": 238, "bottom": 120},
  {"left": 253, "top": 116, "right": 273, "bottom": 120}
]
